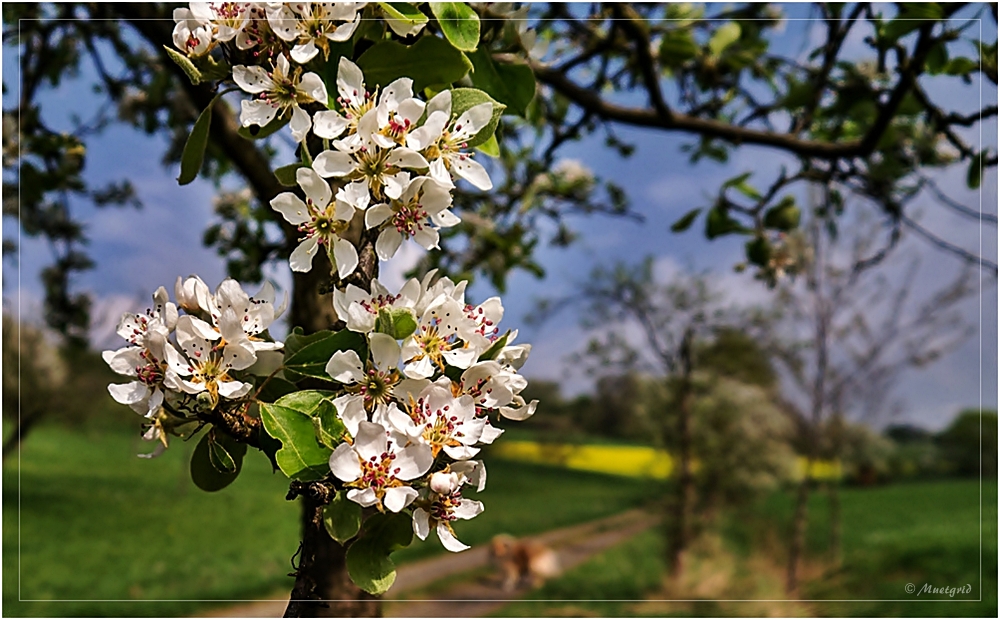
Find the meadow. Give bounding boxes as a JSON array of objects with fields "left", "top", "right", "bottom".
[
  {"left": 1, "top": 424, "right": 654, "bottom": 617},
  {"left": 495, "top": 479, "right": 998, "bottom": 617}
]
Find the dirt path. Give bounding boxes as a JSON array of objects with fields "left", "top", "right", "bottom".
[{"left": 202, "top": 508, "right": 659, "bottom": 618}]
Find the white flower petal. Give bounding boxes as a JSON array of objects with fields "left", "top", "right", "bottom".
[
  {"left": 347, "top": 487, "right": 380, "bottom": 507},
  {"left": 437, "top": 523, "right": 470, "bottom": 552},
  {"left": 354, "top": 421, "right": 388, "bottom": 462},
  {"left": 383, "top": 486, "right": 418, "bottom": 512},
  {"left": 333, "top": 393, "right": 366, "bottom": 437},
  {"left": 333, "top": 238, "right": 359, "bottom": 279},
  {"left": 329, "top": 442, "right": 363, "bottom": 482},
  {"left": 453, "top": 498, "right": 484, "bottom": 520},
  {"left": 412, "top": 508, "right": 431, "bottom": 540},
  {"left": 289, "top": 105, "right": 312, "bottom": 143},
  {"left": 290, "top": 40, "right": 319, "bottom": 64},
  {"left": 453, "top": 156, "right": 492, "bottom": 190},
  {"left": 313, "top": 110, "right": 349, "bottom": 140},
  {"left": 326, "top": 349, "right": 365, "bottom": 384},
  {"left": 108, "top": 381, "right": 149, "bottom": 406},
  {"left": 369, "top": 333, "right": 401, "bottom": 371},
  {"left": 375, "top": 229, "right": 403, "bottom": 261},
  {"left": 313, "top": 149, "right": 357, "bottom": 178},
  {"left": 299, "top": 72, "right": 329, "bottom": 105},
  {"left": 289, "top": 236, "right": 320, "bottom": 273},
  {"left": 240, "top": 99, "right": 279, "bottom": 128},
  {"left": 296, "top": 167, "right": 332, "bottom": 208},
  {"left": 386, "top": 148, "right": 429, "bottom": 170},
  {"left": 394, "top": 442, "right": 434, "bottom": 480},
  {"left": 218, "top": 379, "right": 253, "bottom": 399},
  {"left": 233, "top": 65, "right": 272, "bottom": 94}
]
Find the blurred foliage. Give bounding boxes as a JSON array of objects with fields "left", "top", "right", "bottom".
[{"left": 937, "top": 408, "right": 999, "bottom": 477}]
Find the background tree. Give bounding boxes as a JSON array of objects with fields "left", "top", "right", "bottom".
[{"left": 763, "top": 197, "right": 978, "bottom": 592}]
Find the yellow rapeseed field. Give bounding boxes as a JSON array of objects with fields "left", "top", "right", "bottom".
[{"left": 492, "top": 441, "right": 841, "bottom": 481}]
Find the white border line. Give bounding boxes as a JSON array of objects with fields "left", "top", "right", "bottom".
[{"left": 12, "top": 11, "right": 994, "bottom": 608}]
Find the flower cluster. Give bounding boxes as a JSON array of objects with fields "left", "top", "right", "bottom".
[
  {"left": 267, "top": 57, "right": 492, "bottom": 274},
  {"left": 165, "top": 3, "right": 534, "bottom": 556},
  {"left": 172, "top": 3, "right": 494, "bottom": 275},
  {"left": 326, "top": 271, "right": 535, "bottom": 550},
  {"left": 104, "top": 276, "right": 285, "bottom": 456}
]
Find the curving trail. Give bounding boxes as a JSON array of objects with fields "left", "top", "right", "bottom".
[{"left": 202, "top": 508, "right": 659, "bottom": 618}]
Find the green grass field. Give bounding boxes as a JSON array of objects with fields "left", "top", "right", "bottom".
[
  {"left": 495, "top": 479, "right": 998, "bottom": 617},
  {"left": 2, "top": 424, "right": 654, "bottom": 617}
]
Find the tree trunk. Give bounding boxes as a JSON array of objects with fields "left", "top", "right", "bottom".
[
  {"left": 827, "top": 482, "right": 841, "bottom": 566},
  {"left": 786, "top": 464, "right": 811, "bottom": 594},
  {"left": 284, "top": 494, "right": 379, "bottom": 618},
  {"left": 668, "top": 328, "right": 695, "bottom": 582},
  {"left": 2, "top": 410, "right": 41, "bottom": 463},
  {"left": 283, "top": 240, "right": 380, "bottom": 618}
]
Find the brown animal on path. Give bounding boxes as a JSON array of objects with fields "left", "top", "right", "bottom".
[{"left": 488, "top": 534, "right": 560, "bottom": 592}]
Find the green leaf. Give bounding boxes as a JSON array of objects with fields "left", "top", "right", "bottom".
[
  {"left": 178, "top": 93, "right": 219, "bottom": 185},
  {"left": 346, "top": 512, "right": 414, "bottom": 595},
  {"left": 257, "top": 376, "right": 298, "bottom": 403},
  {"left": 670, "top": 208, "right": 702, "bottom": 233},
  {"left": 708, "top": 22, "right": 741, "bottom": 57},
  {"left": 763, "top": 196, "right": 801, "bottom": 231},
  {"left": 967, "top": 151, "right": 985, "bottom": 189},
  {"left": 945, "top": 56, "right": 977, "bottom": 77},
  {"left": 746, "top": 237, "right": 772, "bottom": 267},
  {"left": 722, "top": 172, "right": 762, "bottom": 201},
  {"left": 208, "top": 438, "right": 237, "bottom": 474},
  {"left": 275, "top": 163, "right": 306, "bottom": 187},
  {"left": 659, "top": 29, "right": 699, "bottom": 67},
  {"left": 926, "top": 41, "right": 949, "bottom": 74},
  {"left": 357, "top": 36, "right": 473, "bottom": 92},
  {"left": 259, "top": 401, "right": 334, "bottom": 481},
  {"left": 467, "top": 48, "right": 535, "bottom": 116},
  {"left": 429, "top": 2, "right": 480, "bottom": 51},
  {"left": 379, "top": 2, "right": 429, "bottom": 37},
  {"left": 283, "top": 330, "right": 368, "bottom": 382},
  {"left": 190, "top": 431, "right": 247, "bottom": 492},
  {"left": 164, "top": 46, "right": 202, "bottom": 85},
  {"left": 324, "top": 491, "right": 363, "bottom": 543},
  {"left": 237, "top": 113, "right": 290, "bottom": 140},
  {"left": 269, "top": 389, "right": 346, "bottom": 449},
  {"left": 882, "top": 3, "right": 942, "bottom": 43},
  {"left": 375, "top": 307, "right": 418, "bottom": 340},
  {"left": 197, "top": 55, "right": 232, "bottom": 82},
  {"left": 313, "top": 400, "right": 345, "bottom": 449},
  {"left": 476, "top": 133, "right": 500, "bottom": 157},
  {"left": 283, "top": 327, "right": 331, "bottom": 358},
  {"left": 705, "top": 206, "right": 748, "bottom": 239},
  {"left": 449, "top": 87, "right": 505, "bottom": 148}
]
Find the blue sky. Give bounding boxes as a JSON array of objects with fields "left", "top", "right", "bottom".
[{"left": 3, "top": 4, "right": 997, "bottom": 431}]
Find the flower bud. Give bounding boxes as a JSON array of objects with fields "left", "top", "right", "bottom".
[{"left": 429, "top": 471, "right": 460, "bottom": 495}]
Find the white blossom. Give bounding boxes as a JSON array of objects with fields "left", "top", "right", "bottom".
[
  {"left": 365, "top": 176, "right": 458, "bottom": 261},
  {"left": 412, "top": 468, "right": 484, "bottom": 552},
  {"left": 408, "top": 90, "right": 494, "bottom": 190},
  {"left": 164, "top": 313, "right": 256, "bottom": 408},
  {"left": 333, "top": 278, "right": 420, "bottom": 334},
  {"left": 172, "top": 7, "right": 214, "bottom": 56},
  {"left": 270, "top": 167, "right": 358, "bottom": 276},
  {"left": 328, "top": 421, "right": 433, "bottom": 511},
  {"left": 325, "top": 333, "right": 402, "bottom": 434},
  {"left": 233, "top": 54, "right": 328, "bottom": 142},
  {"left": 267, "top": 2, "right": 364, "bottom": 64}
]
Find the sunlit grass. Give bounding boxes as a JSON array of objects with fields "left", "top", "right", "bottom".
[{"left": 2, "top": 425, "right": 655, "bottom": 617}]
